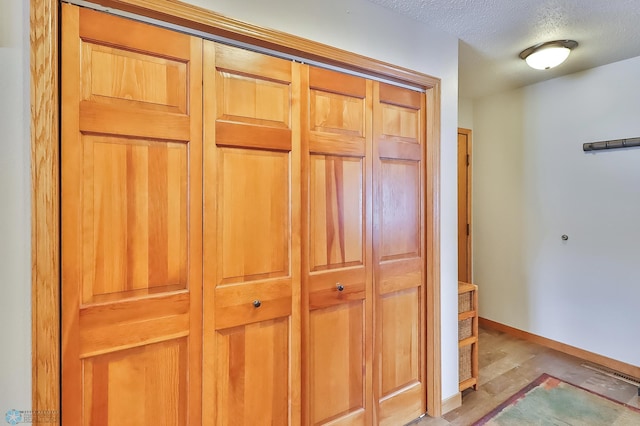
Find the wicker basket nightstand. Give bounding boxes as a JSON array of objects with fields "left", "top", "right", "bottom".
[{"left": 458, "top": 282, "right": 478, "bottom": 392}]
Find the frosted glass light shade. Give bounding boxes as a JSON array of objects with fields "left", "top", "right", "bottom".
[
  {"left": 519, "top": 40, "right": 578, "bottom": 70},
  {"left": 525, "top": 46, "right": 570, "bottom": 69}
]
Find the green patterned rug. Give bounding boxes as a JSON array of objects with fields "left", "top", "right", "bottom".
[{"left": 474, "top": 374, "right": 640, "bottom": 425}]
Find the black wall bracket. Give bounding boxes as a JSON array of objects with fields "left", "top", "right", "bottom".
[{"left": 583, "top": 137, "right": 640, "bottom": 152}]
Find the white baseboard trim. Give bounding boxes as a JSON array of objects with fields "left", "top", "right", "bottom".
[{"left": 441, "top": 392, "right": 462, "bottom": 414}]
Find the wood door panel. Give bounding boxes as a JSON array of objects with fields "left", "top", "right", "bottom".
[
  {"left": 308, "top": 67, "right": 367, "bottom": 148},
  {"left": 309, "top": 135, "right": 366, "bottom": 157},
  {"left": 215, "top": 44, "right": 291, "bottom": 131},
  {"left": 82, "top": 338, "right": 188, "bottom": 426},
  {"left": 214, "top": 279, "right": 292, "bottom": 329},
  {"left": 309, "top": 66, "right": 366, "bottom": 98},
  {"left": 79, "top": 293, "right": 189, "bottom": 358},
  {"left": 310, "top": 90, "right": 365, "bottom": 137},
  {"left": 81, "top": 42, "right": 187, "bottom": 113},
  {"left": 458, "top": 130, "right": 471, "bottom": 283},
  {"left": 215, "top": 120, "right": 292, "bottom": 151},
  {"left": 63, "top": 6, "right": 203, "bottom": 424},
  {"left": 203, "top": 41, "right": 300, "bottom": 425},
  {"left": 78, "top": 10, "right": 192, "bottom": 141},
  {"left": 378, "top": 258, "right": 422, "bottom": 295},
  {"left": 215, "top": 43, "right": 292, "bottom": 85},
  {"left": 378, "top": 385, "right": 424, "bottom": 426},
  {"left": 217, "top": 72, "right": 290, "bottom": 125},
  {"left": 82, "top": 135, "right": 188, "bottom": 304},
  {"left": 380, "top": 103, "right": 419, "bottom": 142},
  {"left": 214, "top": 318, "right": 290, "bottom": 426},
  {"left": 309, "top": 268, "right": 366, "bottom": 309},
  {"left": 378, "top": 84, "right": 421, "bottom": 144},
  {"left": 380, "top": 287, "right": 420, "bottom": 395},
  {"left": 310, "top": 155, "right": 364, "bottom": 271},
  {"left": 217, "top": 148, "right": 290, "bottom": 284},
  {"left": 78, "top": 6, "right": 192, "bottom": 65},
  {"left": 373, "top": 82, "right": 425, "bottom": 424},
  {"left": 379, "top": 159, "right": 421, "bottom": 261},
  {"left": 378, "top": 84, "right": 422, "bottom": 111},
  {"left": 309, "top": 301, "right": 365, "bottom": 425},
  {"left": 303, "top": 66, "right": 373, "bottom": 426},
  {"left": 79, "top": 102, "right": 191, "bottom": 141}
]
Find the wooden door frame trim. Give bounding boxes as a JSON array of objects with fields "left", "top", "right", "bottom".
[
  {"left": 458, "top": 127, "right": 472, "bottom": 282},
  {"left": 31, "top": 0, "right": 442, "bottom": 420},
  {"left": 31, "top": 0, "right": 60, "bottom": 422}
]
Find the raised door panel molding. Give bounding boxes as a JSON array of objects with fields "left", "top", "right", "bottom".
[
  {"left": 309, "top": 301, "right": 366, "bottom": 424},
  {"left": 216, "top": 148, "right": 290, "bottom": 285},
  {"left": 309, "top": 155, "right": 365, "bottom": 272},
  {"left": 81, "top": 135, "right": 189, "bottom": 304},
  {"left": 82, "top": 339, "right": 189, "bottom": 425},
  {"left": 214, "top": 319, "right": 290, "bottom": 425}
]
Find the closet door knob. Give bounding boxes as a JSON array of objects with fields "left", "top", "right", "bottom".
[
  {"left": 336, "top": 283, "right": 344, "bottom": 292},
  {"left": 253, "top": 300, "right": 261, "bottom": 308}
]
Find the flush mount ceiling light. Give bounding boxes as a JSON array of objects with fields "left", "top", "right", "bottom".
[{"left": 519, "top": 40, "right": 578, "bottom": 70}]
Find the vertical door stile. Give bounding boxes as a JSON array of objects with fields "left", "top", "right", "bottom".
[
  {"left": 290, "top": 59, "right": 303, "bottom": 426},
  {"left": 202, "top": 39, "right": 217, "bottom": 426},
  {"left": 299, "top": 63, "right": 312, "bottom": 426}
]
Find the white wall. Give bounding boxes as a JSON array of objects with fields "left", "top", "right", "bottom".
[
  {"left": 0, "top": 0, "right": 32, "bottom": 415},
  {"left": 185, "top": 0, "right": 461, "bottom": 400},
  {"left": 458, "top": 97, "right": 474, "bottom": 130},
  {"left": 474, "top": 56, "right": 640, "bottom": 366}
]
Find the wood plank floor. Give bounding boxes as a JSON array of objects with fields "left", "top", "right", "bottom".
[{"left": 412, "top": 326, "right": 639, "bottom": 425}]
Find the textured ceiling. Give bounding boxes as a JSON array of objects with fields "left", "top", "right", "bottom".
[{"left": 367, "top": 0, "right": 640, "bottom": 99}]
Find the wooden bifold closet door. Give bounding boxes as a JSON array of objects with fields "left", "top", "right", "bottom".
[
  {"left": 62, "top": 5, "right": 426, "bottom": 425},
  {"left": 301, "top": 67, "right": 374, "bottom": 425},
  {"left": 373, "top": 83, "right": 427, "bottom": 426},
  {"left": 201, "top": 41, "right": 301, "bottom": 426},
  {"left": 61, "top": 5, "right": 203, "bottom": 425}
]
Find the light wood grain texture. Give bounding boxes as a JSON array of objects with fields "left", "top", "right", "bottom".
[
  {"left": 419, "top": 327, "right": 640, "bottom": 425},
  {"left": 457, "top": 129, "right": 472, "bottom": 283},
  {"left": 479, "top": 318, "right": 640, "bottom": 380},
  {"left": 31, "top": 0, "right": 60, "bottom": 422},
  {"left": 305, "top": 67, "right": 372, "bottom": 426},
  {"left": 61, "top": 6, "right": 203, "bottom": 424},
  {"left": 84, "top": 0, "right": 440, "bottom": 89},
  {"left": 82, "top": 136, "right": 189, "bottom": 303},
  {"left": 81, "top": 43, "right": 187, "bottom": 113},
  {"left": 215, "top": 318, "right": 290, "bottom": 425},
  {"left": 83, "top": 339, "right": 188, "bottom": 425},
  {"left": 310, "top": 302, "right": 366, "bottom": 424},
  {"left": 309, "top": 156, "right": 364, "bottom": 271},
  {"left": 217, "top": 148, "right": 290, "bottom": 283},
  {"left": 61, "top": 7, "right": 83, "bottom": 422},
  {"left": 425, "top": 85, "right": 442, "bottom": 418},
  {"left": 380, "top": 288, "right": 421, "bottom": 395},
  {"left": 374, "top": 82, "right": 427, "bottom": 425},
  {"left": 303, "top": 66, "right": 374, "bottom": 425},
  {"left": 203, "top": 42, "right": 301, "bottom": 426},
  {"left": 36, "top": 1, "right": 443, "bottom": 421}
]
